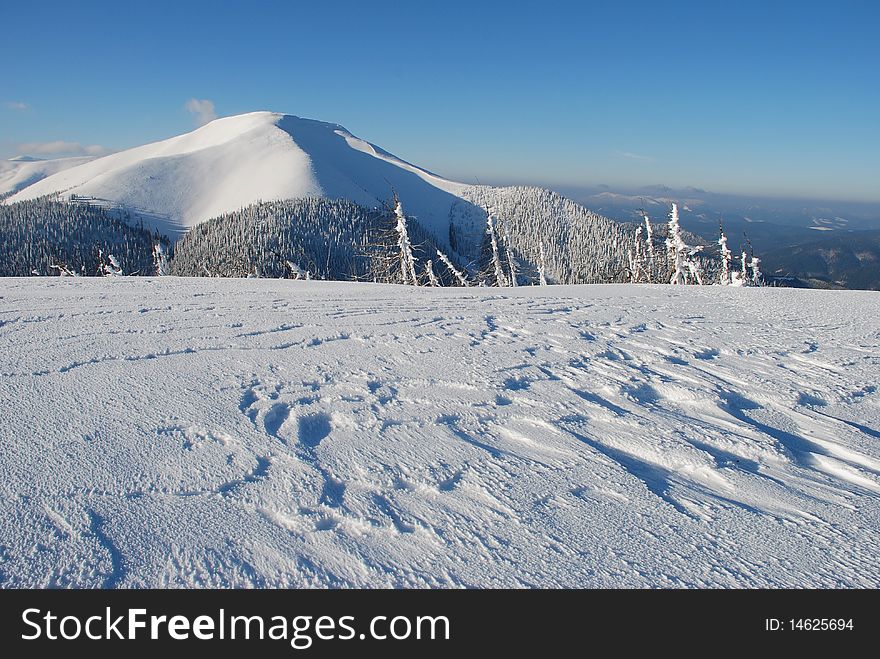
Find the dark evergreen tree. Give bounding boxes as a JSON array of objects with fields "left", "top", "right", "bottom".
[{"left": 0, "top": 197, "right": 165, "bottom": 276}]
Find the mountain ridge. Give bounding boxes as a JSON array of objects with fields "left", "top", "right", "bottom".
[{"left": 5, "top": 112, "right": 473, "bottom": 239}]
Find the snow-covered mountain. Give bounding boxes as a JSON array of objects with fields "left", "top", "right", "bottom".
[
  {"left": 0, "top": 156, "right": 95, "bottom": 198},
  {"left": 4, "top": 112, "right": 632, "bottom": 283},
  {"left": 6, "top": 112, "right": 472, "bottom": 238}
]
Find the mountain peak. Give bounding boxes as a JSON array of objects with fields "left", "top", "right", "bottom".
[{"left": 6, "top": 110, "right": 466, "bottom": 238}]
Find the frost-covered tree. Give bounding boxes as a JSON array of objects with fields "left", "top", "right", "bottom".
[
  {"left": 666, "top": 203, "right": 688, "bottom": 285},
  {"left": 503, "top": 224, "right": 518, "bottom": 287},
  {"left": 717, "top": 224, "right": 732, "bottom": 285},
  {"left": 485, "top": 211, "right": 508, "bottom": 286},
  {"left": 686, "top": 258, "right": 704, "bottom": 285},
  {"left": 643, "top": 214, "right": 655, "bottom": 283},
  {"left": 663, "top": 203, "right": 706, "bottom": 285},
  {"left": 153, "top": 241, "right": 170, "bottom": 276},
  {"left": 49, "top": 261, "right": 78, "bottom": 277},
  {"left": 750, "top": 255, "right": 762, "bottom": 286},
  {"left": 284, "top": 260, "right": 311, "bottom": 280},
  {"left": 394, "top": 196, "right": 419, "bottom": 286},
  {"left": 538, "top": 242, "right": 548, "bottom": 286},
  {"left": 629, "top": 225, "right": 648, "bottom": 283},
  {"left": 437, "top": 249, "right": 470, "bottom": 286},
  {"left": 424, "top": 259, "right": 440, "bottom": 287}
]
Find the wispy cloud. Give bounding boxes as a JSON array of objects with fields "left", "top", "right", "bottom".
[
  {"left": 185, "top": 98, "right": 217, "bottom": 126},
  {"left": 15, "top": 141, "right": 112, "bottom": 157},
  {"left": 615, "top": 150, "right": 654, "bottom": 162},
  {"left": 4, "top": 101, "right": 29, "bottom": 111}
]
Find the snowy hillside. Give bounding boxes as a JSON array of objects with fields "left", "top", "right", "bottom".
[
  {"left": 0, "top": 156, "right": 94, "bottom": 197},
  {"left": 1, "top": 278, "right": 878, "bottom": 587},
  {"left": 5, "top": 112, "right": 474, "bottom": 239},
  {"left": 2, "top": 112, "right": 634, "bottom": 282}
]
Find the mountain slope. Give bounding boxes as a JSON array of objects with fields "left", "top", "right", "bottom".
[
  {"left": 6, "top": 112, "right": 473, "bottom": 239},
  {"left": 0, "top": 156, "right": 95, "bottom": 198},
  {"left": 762, "top": 230, "right": 880, "bottom": 290}
]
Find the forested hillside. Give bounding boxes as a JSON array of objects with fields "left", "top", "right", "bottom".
[{"left": 0, "top": 197, "right": 164, "bottom": 277}]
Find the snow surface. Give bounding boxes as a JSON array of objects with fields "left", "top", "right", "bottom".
[
  {"left": 0, "top": 157, "right": 94, "bottom": 197},
  {"left": 1, "top": 278, "right": 879, "bottom": 588},
  {"left": 5, "top": 112, "right": 472, "bottom": 239}
]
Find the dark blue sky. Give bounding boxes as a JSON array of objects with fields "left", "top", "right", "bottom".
[{"left": 2, "top": 0, "right": 878, "bottom": 201}]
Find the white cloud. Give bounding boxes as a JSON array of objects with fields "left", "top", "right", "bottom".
[
  {"left": 4, "top": 101, "right": 29, "bottom": 111},
  {"left": 15, "top": 141, "right": 112, "bottom": 157},
  {"left": 82, "top": 144, "right": 112, "bottom": 156},
  {"left": 185, "top": 98, "right": 217, "bottom": 126}
]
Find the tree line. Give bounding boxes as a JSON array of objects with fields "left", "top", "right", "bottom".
[{"left": 0, "top": 193, "right": 756, "bottom": 286}]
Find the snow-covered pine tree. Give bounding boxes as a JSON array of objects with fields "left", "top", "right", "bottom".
[
  {"left": 628, "top": 242, "right": 638, "bottom": 283},
  {"left": 643, "top": 214, "right": 656, "bottom": 283},
  {"left": 394, "top": 195, "right": 419, "bottom": 286},
  {"left": 425, "top": 259, "right": 440, "bottom": 286},
  {"left": 666, "top": 203, "right": 687, "bottom": 285},
  {"left": 750, "top": 255, "right": 762, "bottom": 286},
  {"left": 686, "top": 258, "right": 704, "bottom": 285},
  {"left": 717, "top": 223, "right": 731, "bottom": 285},
  {"left": 437, "top": 249, "right": 470, "bottom": 286},
  {"left": 503, "top": 224, "right": 518, "bottom": 287},
  {"left": 284, "top": 260, "right": 311, "bottom": 280},
  {"left": 153, "top": 241, "right": 170, "bottom": 276},
  {"left": 629, "top": 225, "right": 647, "bottom": 283},
  {"left": 663, "top": 203, "right": 708, "bottom": 285},
  {"left": 486, "top": 211, "right": 508, "bottom": 287},
  {"left": 538, "top": 241, "right": 548, "bottom": 286}
]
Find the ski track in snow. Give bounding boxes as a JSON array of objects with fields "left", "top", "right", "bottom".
[{"left": 1, "top": 278, "right": 879, "bottom": 588}]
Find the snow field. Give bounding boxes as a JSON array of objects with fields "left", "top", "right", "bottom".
[{"left": 0, "top": 278, "right": 878, "bottom": 587}]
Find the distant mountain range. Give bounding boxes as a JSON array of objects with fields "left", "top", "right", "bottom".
[{"left": 558, "top": 184, "right": 880, "bottom": 289}]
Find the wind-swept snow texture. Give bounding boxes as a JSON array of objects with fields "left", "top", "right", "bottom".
[
  {"left": 1, "top": 279, "right": 878, "bottom": 588},
  {"left": 5, "top": 113, "right": 472, "bottom": 239}
]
